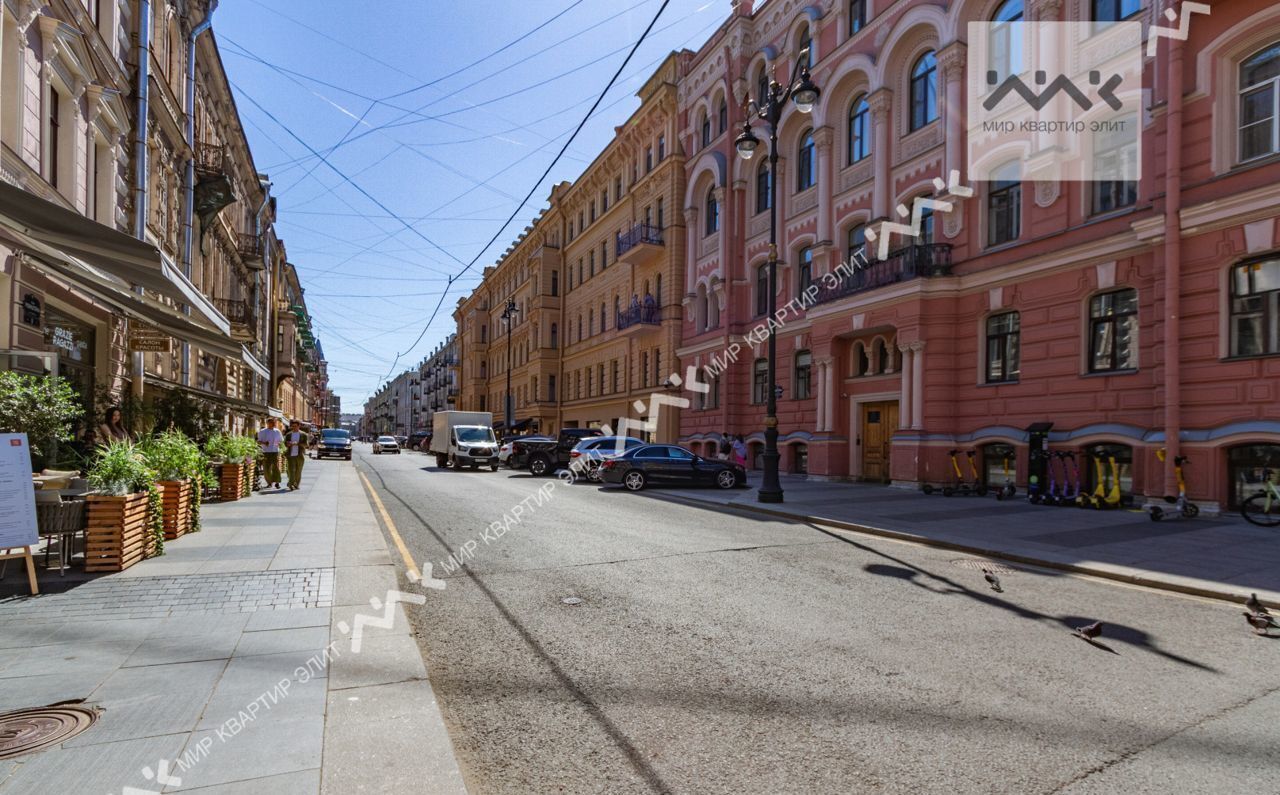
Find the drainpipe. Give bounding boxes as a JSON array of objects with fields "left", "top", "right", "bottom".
[
  {"left": 130, "top": 0, "right": 152, "bottom": 398},
  {"left": 181, "top": 0, "right": 219, "bottom": 387},
  {"left": 255, "top": 181, "right": 272, "bottom": 407},
  {"left": 1162, "top": 25, "right": 1184, "bottom": 496}
]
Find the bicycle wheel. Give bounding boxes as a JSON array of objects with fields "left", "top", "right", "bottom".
[{"left": 1241, "top": 493, "right": 1280, "bottom": 527}]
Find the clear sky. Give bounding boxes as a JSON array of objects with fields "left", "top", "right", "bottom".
[{"left": 217, "top": 0, "right": 723, "bottom": 411}]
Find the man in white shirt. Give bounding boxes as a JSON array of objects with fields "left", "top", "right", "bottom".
[
  {"left": 256, "top": 417, "right": 284, "bottom": 490},
  {"left": 283, "top": 420, "right": 309, "bottom": 491}
]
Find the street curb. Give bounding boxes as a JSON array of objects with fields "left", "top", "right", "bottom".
[{"left": 659, "top": 493, "right": 1269, "bottom": 607}]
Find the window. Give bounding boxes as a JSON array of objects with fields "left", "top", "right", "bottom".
[
  {"left": 655, "top": 274, "right": 662, "bottom": 306},
  {"left": 718, "top": 98, "right": 727, "bottom": 133},
  {"left": 578, "top": 260, "right": 583, "bottom": 285},
  {"left": 48, "top": 86, "right": 61, "bottom": 189},
  {"left": 642, "top": 351, "right": 649, "bottom": 387},
  {"left": 847, "top": 224, "right": 867, "bottom": 264},
  {"left": 590, "top": 201, "right": 596, "bottom": 223},
  {"left": 1092, "top": 0, "right": 1141, "bottom": 28},
  {"left": 645, "top": 147, "right": 653, "bottom": 172},
  {"left": 612, "top": 360, "right": 619, "bottom": 393},
  {"left": 981, "top": 443, "right": 1016, "bottom": 490},
  {"left": 854, "top": 342, "right": 869, "bottom": 376},
  {"left": 985, "top": 312, "right": 1021, "bottom": 383},
  {"left": 601, "top": 241, "right": 607, "bottom": 269},
  {"left": 658, "top": 135, "right": 666, "bottom": 160},
  {"left": 576, "top": 371, "right": 581, "bottom": 399},
  {"left": 797, "top": 247, "right": 813, "bottom": 294},
  {"left": 653, "top": 349, "right": 661, "bottom": 385},
  {"left": 1088, "top": 289, "right": 1138, "bottom": 372},
  {"left": 757, "top": 65, "right": 770, "bottom": 105},
  {"left": 701, "top": 112, "right": 711, "bottom": 148},
  {"left": 480, "top": 325, "right": 487, "bottom": 343},
  {"left": 1093, "top": 113, "right": 1138, "bottom": 213},
  {"left": 987, "top": 161, "right": 1021, "bottom": 246},
  {"left": 797, "top": 129, "right": 816, "bottom": 191},
  {"left": 600, "top": 302, "right": 607, "bottom": 332},
  {"left": 705, "top": 188, "right": 719, "bottom": 236},
  {"left": 1229, "top": 444, "right": 1280, "bottom": 508},
  {"left": 550, "top": 323, "right": 557, "bottom": 349},
  {"left": 551, "top": 270, "right": 558, "bottom": 296},
  {"left": 1231, "top": 258, "right": 1280, "bottom": 357},
  {"left": 849, "top": 0, "right": 866, "bottom": 36},
  {"left": 756, "top": 161, "right": 772, "bottom": 214},
  {"left": 601, "top": 190, "right": 608, "bottom": 213},
  {"left": 657, "top": 198, "right": 664, "bottom": 229},
  {"left": 917, "top": 200, "right": 935, "bottom": 244},
  {"left": 756, "top": 264, "right": 769, "bottom": 316},
  {"left": 795, "top": 350, "right": 812, "bottom": 399},
  {"left": 989, "top": 1, "right": 1024, "bottom": 83},
  {"left": 798, "top": 28, "right": 814, "bottom": 69},
  {"left": 588, "top": 309, "right": 594, "bottom": 335},
  {"left": 910, "top": 51, "right": 939, "bottom": 131},
  {"left": 752, "top": 359, "right": 768, "bottom": 404},
  {"left": 615, "top": 177, "right": 622, "bottom": 200},
  {"left": 1240, "top": 43, "right": 1280, "bottom": 162},
  {"left": 848, "top": 95, "right": 870, "bottom": 163},
  {"left": 792, "top": 444, "right": 808, "bottom": 474},
  {"left": 577, "top": 314, "right": 582, "bottom": 342}
]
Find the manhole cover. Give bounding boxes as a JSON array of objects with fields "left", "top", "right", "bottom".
[
  {"left": 0, "top": 705, "right": 99, "bottom": 760},
  {"left": 949, "top": 558, "right": 1018, "bottom": 574},
  {"left": 560, "top": 596, "right": 584, "bottom": 606}
]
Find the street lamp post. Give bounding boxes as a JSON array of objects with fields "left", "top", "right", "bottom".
[
  {"left": 501, "top": 299, "right": 519, "bottom": 434},
  {"left": 735, "top": 50, "right": 820, "bottom": 505}
]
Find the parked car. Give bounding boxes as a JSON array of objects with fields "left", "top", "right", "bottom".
[
  {"left": 394, "top": 435, "right": 409, "bottom": 448},
  {"left": 569, "top": 436, "right": 646, "bottom": 482},
  {"left": 499, "top": 434, "right": 550, "bottom": 466},
  {"left": 317, "top": 428, "right": 353, "bottom": 460},
  {"left": 600, "top": 444, "right": 745, "bottom": 491},
  {"left": 373, "top": 436, "right": 400, "bottom": 455},
  {"left": 509, "top": 428, "right": 604, "bottom": 476},
  {"left": 407, "top": 431, "right": 431, "bottom": 451}
]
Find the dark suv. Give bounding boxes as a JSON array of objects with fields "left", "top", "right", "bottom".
[
  {"left": 509, "top": 428, "right": 604, "bottom": 476},
  {"left": 407, "top": 431, "right": 431, "bottom": 451},
  {"left": 317, "top": 429, "right": 353, "bottom": 460}
]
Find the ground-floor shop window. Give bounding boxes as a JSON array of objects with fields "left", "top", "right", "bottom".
[
  {"left": 791, "top": 443, "right": 808, "bottom": 474},
  {"left": 1228, "top": 444, "right": 1280, "bottom": 509},
  {"left": 981, "top": 443, "right": 1016, "bottom": 488},
  {"left": 750, "top": 442, "right": 763, "bottom": 470}
]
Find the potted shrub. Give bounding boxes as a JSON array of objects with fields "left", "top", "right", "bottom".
[
  {"left": 85, "top": 441, "right": 164, "bottom": 572},
  {"left": 205, "top": 434, "right": 258, "bottom": 501},
  {"left": 141, "top": 430, "right": 207, "bottom": 541}
]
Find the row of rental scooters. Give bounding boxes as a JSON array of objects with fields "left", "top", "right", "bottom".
[{"left": 920, "top": 448, "right": 1199, "bottom": 517}]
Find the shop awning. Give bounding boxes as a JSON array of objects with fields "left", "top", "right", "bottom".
[{"left": 0, "top": 180, "right": 228, "bottom": 335}]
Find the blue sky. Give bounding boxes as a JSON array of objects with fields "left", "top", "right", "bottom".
[{"left": 218, "top": 0, "right": 721, "bottom": 411}]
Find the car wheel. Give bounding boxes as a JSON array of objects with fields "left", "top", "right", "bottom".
[
  {"left": 623, "top": 470, "right": 646, "bottom": 491},
  {"left": 587, "top": 464, "right": 602, "bottom": 483},
  {"left": 470, "top": 462, "right": 480, "bottom": 470},
  {"left": 435, "top": 454, "right": 447, "bottom": 468},
  {"left": 715, "top": 470, "right": 737, "bottom": 490},
  {"left": 491, "top": 463, "right": 499, "bottom": 472},
  {"left": 529, "top": 455, "right": 550, "bottom": 477}
]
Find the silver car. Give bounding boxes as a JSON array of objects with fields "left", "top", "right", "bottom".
[{"left": 372, "top": 435, "right": 400, "bottom": 455}]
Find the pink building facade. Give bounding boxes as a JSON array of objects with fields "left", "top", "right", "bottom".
[{"left": 676, "top": 0, "right": 1280, "bottom": 511}]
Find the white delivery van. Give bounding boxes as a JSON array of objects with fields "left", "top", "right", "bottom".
[{"left": 430, "top": 411, "right": 499, "bottom": 470}]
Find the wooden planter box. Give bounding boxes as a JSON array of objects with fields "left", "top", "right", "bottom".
[
  {"left": 158, "top": 480, "right": 193, "bottom": 540},
  {"left": 85, "top": 491, "right": 155, "bottom": 573},
  {"left": 243, "top": 460, "right": 257, "bottom": 494},
  {"left": 218, "top": 462, "right": 246, "bottom": 501}
]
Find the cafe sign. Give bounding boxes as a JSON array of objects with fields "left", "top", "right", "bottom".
[{"left": 129, "top": 324, "right": 171, "bottom": 353}]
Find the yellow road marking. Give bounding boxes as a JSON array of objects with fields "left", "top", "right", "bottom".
[{"left": 358, "top": 469, "right": 421, "bottom": 581}]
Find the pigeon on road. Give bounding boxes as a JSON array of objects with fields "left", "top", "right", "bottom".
[
  {"left": 1244, "top": 612, "right": 1274, "bottom": 636},
  {"left": 1246, "top": 593, "right": 1271, "bottom": 616},
  {"left": 982, "top": 569, "right": 1002, "bottom": 593},
  {"left": 1074, "top": 621, "right": 1103, "bottom": 640}
]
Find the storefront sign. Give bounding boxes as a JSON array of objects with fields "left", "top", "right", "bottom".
[
  {"left": 0, "top": 434, "right": 39, "bottom": 549},
  {"left": 129, "top": 324, "right": 171, "bottom": 352}
]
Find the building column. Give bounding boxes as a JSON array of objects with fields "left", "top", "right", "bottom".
[
  {"left": 868, "top": 89, "right": 893, "bottom": 221},
  {"left": 910, "top": 341, "right": 925, "bottom": 430},
  {"left": 813, "top": 126, "right": 835, "bottom": 247},
  {"left": 898, "top": 343, "right": 913, "bottom": 430},
  {"left": 938, "top": 42, "right": 966, "bottom": 183},
  {"left": 714, "top": 185, "right": 728, "bottom": 282},
  {"left": 823, "top": 358, "right": 836, "bottom": 431},
  {"left": 683, "top": 206, "right": 698, "bottom": 297}
]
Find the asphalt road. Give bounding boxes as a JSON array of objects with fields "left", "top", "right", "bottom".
[{"left": 354, "top": 444, "right": 1280, "bottom": 795}]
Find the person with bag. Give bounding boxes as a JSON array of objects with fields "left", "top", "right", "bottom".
[
  {"left": 256, "top": 417, "right": 284, "bottom": 490},
  {"left": 283, "top": 419, "right": 310, "bottom": 491}
]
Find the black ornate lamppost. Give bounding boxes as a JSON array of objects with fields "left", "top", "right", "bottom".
[
  {"left": 734, "top": 50, "right": 820, "bottom": 504},
  {"left": 501, "top": 299, "right": 519, "bottom": 434}
]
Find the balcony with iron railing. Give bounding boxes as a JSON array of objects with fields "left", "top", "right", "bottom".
[
  {"left": 237, "top": 233, "right": 264, "bottom": 268},
  {"left": 813, "top": 244, "right": 953, "bottom": 306},
  {"left": 615, "top": 223, "right": 664, "bottom": 267},
  {"left": 616, "top": 298, "right": 662, "bottom": 332},
  {"left": 213, "top": 298, "right": 256, "bottom": 342},
  {"left": 194, "top": 143, "right": 226, "bottom": 178}
]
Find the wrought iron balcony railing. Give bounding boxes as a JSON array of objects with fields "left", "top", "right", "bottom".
[
  {"left": 814, "top": 244, "right": 953, "bottom": 306},
  {"left": 616, "top": 300, "right": 661, "bottom": 330},
  {"left": 213, "top": 297, "right": 254, "bottom": 327},
  {"left": 615, "top": 223, "right": 664, "bottom": 258},
  {"left": 195, "top": 143, "right": 226, "bottom": 177},
  {"left": 237, "top": 233, "right": 263, "bottom": 262}
]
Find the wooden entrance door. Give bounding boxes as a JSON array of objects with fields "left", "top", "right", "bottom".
[{"left": 861, "top": 402, "right": 899, "bottom": 482}]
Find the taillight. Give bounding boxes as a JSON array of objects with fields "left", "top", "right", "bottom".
[
  {"left": 603, "top": 460, "right": 617, "bottom": 470},
  {"left": 570, "top": 451, "right": 580, "bottom": 458}
]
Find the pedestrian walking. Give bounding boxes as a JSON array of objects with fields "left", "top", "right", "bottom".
[
  {"left": 283, "top": 419, "right": 309, "bottom": 491},
  {"left": 256, "top": 417, "right": 284, "bottom": 490},
  {"left": 731, "top": 435, "right": 748, "bottom": 468}
]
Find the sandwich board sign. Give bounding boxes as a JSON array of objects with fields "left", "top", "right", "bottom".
[{"left": 0, "top": 433, "right": 40, "bottom": 594}]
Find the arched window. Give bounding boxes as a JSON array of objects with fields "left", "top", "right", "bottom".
[
  {"left": 755, "top": 263, "right": 769, "bottom": 316},
  {"left": 700, "top": 111, "right": 711, "bottom": 148},
  {"left": 696, "top": 284, "right": 709, "bottom": 331},
  {"left": 875, "top": 339, "right": 889, "bottom": 373},
  {"left": 797, "top": 129, "right": 816, "bottom": 191},
  {"left": 910, "top": 51, "right": 939, "bottom": 131},
  {"left": 704, "top": 187, "right": 719, "bottom": 235},
  {"left": 798, "top": 27, "right": 814, "bottom": 69},
  {"left": 752, "top": 359, "right": 769, "bottom": 403},
  {"left": 1240, "top": 42, "right": 1280, "bottom": 162},
  {"left": 987, "top": 160, "right": 1022, "bottom": 246},
  {"left": 757, "top": 64, "right": 770, "bottom": 105},
  {"left": 797, "top": 247, "right": 813, "bottom": 294},
  {"left": 708, "top": 288, "right": 719, "bottom": 328},
  {"left": 718, "top": 98, "right": 728, "bottom": 133},
  {"left": 853, "top": 341, "right": 869, "bottom": 376},
  {"left": 990, "top": 1, "right": 1024, "bottom": 83},
  {"left": 756, "top": 160, "right": 772, "bottom": 214},
  {"left": 917, "top": 198, "right": 935, "bottom": 245},
  {"left": 848, "top": 95, "right": 870, "bottom": 163}
]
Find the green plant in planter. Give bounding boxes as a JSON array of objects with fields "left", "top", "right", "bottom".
[
  {"left": 88, "top": 440, "right": 165, "bottom": 557},
  {"left": 0, "top": 371, "right": 83, "bottom": 467},
  {"left": 141, "top": 429, "right": 212, "bottom": 531}
]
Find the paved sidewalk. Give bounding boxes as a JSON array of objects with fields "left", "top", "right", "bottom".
[
  {"left": 661, "top": 474, "right": 1280, "bottom": 605},
  {"left": 0, "top": 463, "right": 466, "bottom": 794}
]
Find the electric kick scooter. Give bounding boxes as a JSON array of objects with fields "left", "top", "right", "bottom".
[
  {"left": 1149, "top": 448, "right": 1199, "bottom": 521},
  {"left": 964, "top": 450, "right": 988, "bottom": 497},
  {"left": 994, "top": 456, "right": 1017, "bottom": 501}
]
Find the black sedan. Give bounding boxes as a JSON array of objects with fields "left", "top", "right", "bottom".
[{"left": 599, "top": 444, "right": 745, "bottom": 492}]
